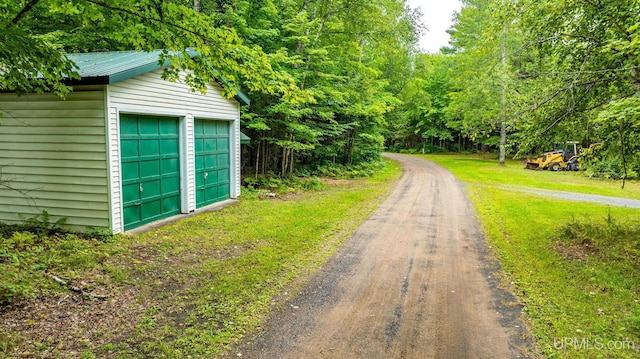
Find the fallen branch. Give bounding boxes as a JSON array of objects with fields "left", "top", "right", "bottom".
[{"left": 49, "top": 274, "right": 108, "bottom": 300}]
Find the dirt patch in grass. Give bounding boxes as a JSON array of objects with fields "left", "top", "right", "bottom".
[
  {"left": 1, "top": 283, "right": 144, "bottom": 358},
  {"left": 553, "top": 240, "right": 596, "bottom": 261},
  {"left": 321, "top": 178, "right": 358, "bottom": 186}
]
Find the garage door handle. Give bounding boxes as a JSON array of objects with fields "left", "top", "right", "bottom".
[
  {"left": 135, "top": 202, "right": 141, "bottom": 206},
  {"left": 204, "top": 172, "right": 208, "bottom": 179},
  {"left": 139, "top": 184, "right": 144, "bottom": 192}
]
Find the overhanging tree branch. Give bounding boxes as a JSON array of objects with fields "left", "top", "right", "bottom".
[
  {"left": 7, "top": 0, "right": 41, "bottom": 28},
  {"left": 83, "top": 0, "right": 209, "bottom": 42},
  {"left": 516, "top": 76, "right": 617, "bottom": 118}
]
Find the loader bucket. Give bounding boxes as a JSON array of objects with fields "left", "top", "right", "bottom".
[{"left": 525, "top": 162, "right": 540, "bottom": 170}]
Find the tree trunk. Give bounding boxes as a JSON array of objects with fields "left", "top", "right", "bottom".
[
  {"left": 255, "top": 139, "right": 260, "bottom": 178},
  {"left": 499, "top": 21, "right": 508, "bottom": 166},
  {"left": 630, "top": 65, "right": 640, "bottom": 97},
  {"left": 282, "top": 146, "right": 288, "bottom": 176}
]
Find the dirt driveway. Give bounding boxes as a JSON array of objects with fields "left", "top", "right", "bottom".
[{"left": 233, "top": 154, "right": 535, "bottom": 358}]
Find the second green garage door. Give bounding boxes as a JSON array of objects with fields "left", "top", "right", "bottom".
[
  {"left": 120, "top": 115, "right": 181, "bottom": 230},
  {"left": 194, "top": 119, "right": 230, "bottom": 208}
]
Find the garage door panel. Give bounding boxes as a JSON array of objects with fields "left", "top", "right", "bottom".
[
  {"left": 220, "top": 167, "right": 230, "bottom": 178},
  {"left": 141, "top": 199, "right": 162, "bottom": 219},
  {"left": 204, "top": 155, "right": 216, "bottom": 168},
  {"left": 217, "top": 138, "right": 229, "bottom": 150},
  {"left": 120, "top": 118, "right": 138, "bottom": 134},
  {"left": 161, "top": 139, "right": 179, "bottom": 154},
  {"left": 139, "top": 118, "right": 160, "bottom": 134},
  {"left": 123, "top": 205, "right": 141, "bottom": 224},
  {"left": 195, "top": 156, "right": 205, "bottom": 170},
  {"left": 204, "top": 121, "right": 220, "bottom": 135},
  {"left": 121, "top": 139, "right": 139, "bottom": 158},
  {"left": 204, "top": 140, "right": 216, "bottom": 152},
  {"left": 159, "top": 118, "right": 177, "bottom": 133},
  {"left": 195, "top": 138, "right": 205, "bottom": 152},
  {"left": 210, "top": 171, "right": 220, "bottom": 183},
  {"left": 217, "top": 184, "right": 228, "bottom": 198},
  {"left": 122, "top": 183, "right": 140, "bottom": 202},
  {"left": 162, "top": 195, "right": 180, "bottom": 213},
  {"left": 196, "top": 175, "right": 205, "bottom": 188},
  {"left": 122, "top": 162, "right": 139, "bottom": 181},
  {"left": 217, "top": 122, "right": 227, "bottom": 134},
  {"left": 140, "top": 159, "right": 160, "bottom": 178},
  {"left": 217, "top": 153, "right": 230, "bottom": 166},
  {"left": 161, "top": 177, "right": 180, "bottom": 194},
  {"left": 140, "top": 139, "right": 160, "bottom": 157},
  {"left": 161, "top": 158, "right": 179, "bottom": 175},
  {"left": 203, "top": 187, "right": 217, "bottom": 201},
  {"left": 140, "top": 179, "right": 161, "bottom": 200}
]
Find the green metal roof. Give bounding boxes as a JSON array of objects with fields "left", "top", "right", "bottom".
[
  {"left": 240, "top": 131, "right": 251, "bottom": 145},
  {"left": 65, "top": 50, "right": 250, "bottom": 106}
]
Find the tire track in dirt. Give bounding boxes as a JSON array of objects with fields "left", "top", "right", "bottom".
[{"left": 232, "top": 153, "right": 535, "bottom": 358}]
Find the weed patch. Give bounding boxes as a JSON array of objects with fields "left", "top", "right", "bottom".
[
  {"left": 556, "top": 215, "right": 640, "bottom": 264},
  {"left": 0, "top": 230, "right": 118, "bottom": 306}
]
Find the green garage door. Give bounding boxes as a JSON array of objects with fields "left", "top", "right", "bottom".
[
  {"left": 120, "top": 114, "right": 181, "bottom": 230},
  {"left": 195, "top": 119, "right": 230, "bottom": 208}
]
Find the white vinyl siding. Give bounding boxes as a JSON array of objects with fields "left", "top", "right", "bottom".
[
  {"left": 0, "top": 90, "right": 110, "bottom": 230},
  {"left": 108, "top": 69, "right": 239, "bottom": 119}
]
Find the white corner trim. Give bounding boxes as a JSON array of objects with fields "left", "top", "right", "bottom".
[{"left": 109, "top": 106, "right": 124, "bottom": 234}]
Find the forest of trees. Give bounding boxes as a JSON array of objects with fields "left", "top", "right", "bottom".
[{"left": 2, "top": 0, "right": 639, "bottom": 179}]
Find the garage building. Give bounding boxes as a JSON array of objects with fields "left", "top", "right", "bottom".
[{"left": 0, "top": 50, "right": 249, "bottom": 233}]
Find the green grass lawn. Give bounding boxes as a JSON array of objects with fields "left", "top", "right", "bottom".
[
  {"left": 426, "top": 153, "right": 640, "bottom": 199},
  {"left": 423, "top": 153, "right": 640, "bottom": 359},
  {"left": 0, "top": 159, "right": 401, "bottom": 358}
]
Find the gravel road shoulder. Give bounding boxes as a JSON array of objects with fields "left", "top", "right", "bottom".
[{"left": 502, "top": 185, "right": 640, "bottom": 208}]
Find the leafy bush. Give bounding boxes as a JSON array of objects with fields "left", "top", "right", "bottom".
[
  {"left": 582, "top": 155, "right": 640, "bottom": 180},
  {"left": 21, "top": 210, "right": 67, "bottom": 236}
]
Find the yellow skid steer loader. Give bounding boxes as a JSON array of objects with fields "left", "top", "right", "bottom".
[{"left": 525, "top": 142, "right": 580, "bottom": 171}]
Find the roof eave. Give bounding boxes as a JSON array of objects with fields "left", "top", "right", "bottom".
[{"left": 235, "top": 90, "right": 250, "bottom": 106}]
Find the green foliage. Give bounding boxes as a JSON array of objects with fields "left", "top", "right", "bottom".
[
  {"left": 1, "top": 0, "right": 299, "bottom": 99},
  {"left": 239, "top": 0, "right": 421, "bottom": 176},
  {"left": 584, "top": 157, "right": 640, "bottom": 180},
  {"left": 391, "top": 0, "right": 640, "bottom": 173},
  {"left": 0, "top": 224, "right": 116, "bottom": 306},
  {"left": 21, "top": 210, "right": 67, "bottom": 236}
]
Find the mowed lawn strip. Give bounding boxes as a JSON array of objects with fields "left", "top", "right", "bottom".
[
  {"left": 0, "top": 159, "right": 401, "bottom": 358},
  {"left": 425, "top": 154, "right": 640, "bottom": 199},
  {"left": 423, "top": 154, "right": 640, "bottom": 359}
]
